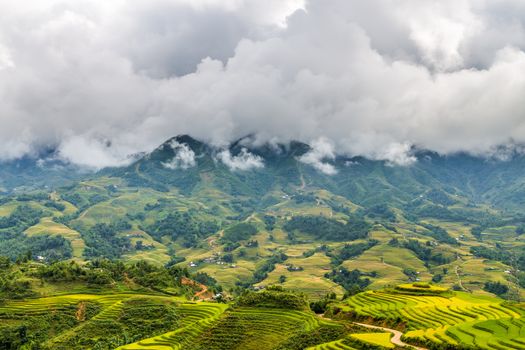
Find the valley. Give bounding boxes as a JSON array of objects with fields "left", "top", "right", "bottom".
[{"left": 1, "top": 136, "right": 525, "bottom": 349}]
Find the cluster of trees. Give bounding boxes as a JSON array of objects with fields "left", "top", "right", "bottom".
[
  {"left": 263, "top": 215, "right": 276, "bottom": 231},
  {"left": 327, "top": 240, "right": 378, "bottom": 266},
  {"left": 61, "top": 192, "right": 110, "bottom": 211},
  {"left": 221, "top": 223, "right": 258, "bottom": 243},
  {"left": 403, "top": 268, "right": 419, "bottom": 282},
  {"left": 193, "top": 272, "right": 222, "bottom": 293},
  {"left": 483, "top": 281, "right": 509, "bottom": 296},
  {"left": 425, "top": 189, "right": 457, "bottom": 206},
  {"left": 0, "top": 205, "right": 44, "bottom": 234},
  {"left": 237, "top": 286, "right": 308, "bottom": 310},
  {"left": 309, "top": 292, "right": 337, "bottom": 314},
  {"left": 293, "top": 193, "right": 317, "bottom": 204},
  {"left": 43, "top": 200, "right": 66, "bottom": 211},
  {"left": 470, "top": 246, "right": 509, "bottom": 262},
  {"left": 145, "top": 211, "right": 219, "bottom": 248},
  {"left": 324, "top": 267, "right": 373, "bottom": 296},
  {"left": 237, "top": 252, "right": 288, "bottom": 288},
  {"left": 79, "top": 221, "right": 132, "bottom": 259},
  {"left": 0, "top": 234, "right": 72, "bottom": 262},
  {"left": 16, "top": 192, "right": 49, "bottom": 202},
  {"left": 283, "top": 215, "right": 370, "bottom": 241},
  {"left": 420, "top": 223, "right": 458, "bottom": 245},
  {"left": 227, "top": 199, "right": 257, "bottom": 217},
  {"left": 0, "top": 257, "right": 34, "bottom": 300},
  {"left": 365, "top": 204, "right": 396, "bottom": 221},
  {"left": 471, "top": 226, "right": 483, "bottom": 240},
  {"left": 28, "top": 258, "right": 219, "bottom": 295},
  {"left": 404, "top": 240, "right": 452, "bottom": 265}
]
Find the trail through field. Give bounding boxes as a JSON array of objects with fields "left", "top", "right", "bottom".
[
  {"left": 454, "top": 264, "right": 469, "bottom": 292},
  {"left": 181, "top": 277, "right": 211, "bottom": 300},
  {"left": 208, "top": 231, "right": 222, "bottom": 248},
  {"left": 352, "top": 322, "right": 428, "bottom": 350},
  {"left": 194, "top": 284, "right": 209, "bottom": 299},
  {"left": 244, "top": 213, "right": 257, "bottom": 222},
  {"left": 300, "top": 173, "right": 306, "bottom": 189}
]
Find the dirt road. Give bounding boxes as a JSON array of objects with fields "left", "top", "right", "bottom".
[{"left": 353, "top": 322, "right": 428, "bottom": 350}]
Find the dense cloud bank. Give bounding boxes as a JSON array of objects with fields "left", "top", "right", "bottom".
[{"left": 2, "top": 0, "right": 525, "bottom": 168}]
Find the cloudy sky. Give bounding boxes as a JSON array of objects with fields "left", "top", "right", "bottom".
[{"left": 2, "top": 0, "right": 525, "bottom": 167}]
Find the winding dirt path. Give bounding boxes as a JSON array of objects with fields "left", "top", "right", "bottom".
[
  {"left": 454, "top": 265, "right": 464, "bottom": 290},
  {"left": 299, "top": 174, "right": 306, "bottom": 190},
  {"left": 353, "top": 322, "right": 428, "bottom": 350},
  {"left": 181, "top": 277, "right": 212, "bottom": 300},
  {"left": 454, "top": 264, "right": 470, "bottom": 292}
]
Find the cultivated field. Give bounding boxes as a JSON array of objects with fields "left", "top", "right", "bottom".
[{"left": 342, "top": 284, "right": 525, "bottom": 349}]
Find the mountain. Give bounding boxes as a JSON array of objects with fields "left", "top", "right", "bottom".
[
  {"left": 2, "top": 135, "right": 525, "bottom": 211},
  {"left": 1, "top": 135, "right": 524, "bottom": 292},
  {"left": 1, "top": 135, "right": 525, "bottom": 349},
  {"left": 0, "top": 150, "right": 83, "bottom": 194},
  {"left": 94, "top": 135, "right": 525, "bottom": 215}
]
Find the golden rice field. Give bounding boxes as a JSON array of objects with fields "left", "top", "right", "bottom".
[{"left": 344, "top": 285, "right": 525, "bottom": 349}]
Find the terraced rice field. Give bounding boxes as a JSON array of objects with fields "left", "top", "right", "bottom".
[
  {"left": 306, "top": 338, "right": 358, "bottom": 349},
  {"left": 0, "top": 291, "right": 344, "bottom": 350},
  {"left": 345, "top": 288, "right": 525, "bottom": 349},
  {"left": 119, "top": 302, "right": 228, "bottom": 350},
  {"left": 350, "top": 333, "right": 394, "bottom": 348},
  {"left": 192, "top": 307, "right": 329, "bottom": 349},
  {"left": 122, "top": 305, "right": 338, "bottom": 350},
  {"left": 0, "top": 293, "right": 228, "bottom": 349},
  {"left": 0, "top": 293, "right": 127, "bottom": 318}
]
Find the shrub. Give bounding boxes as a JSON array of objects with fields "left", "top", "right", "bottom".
[{"left": 237, "top": 286, "right": 308, "bottom": 310}]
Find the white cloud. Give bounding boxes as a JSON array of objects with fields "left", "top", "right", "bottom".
[
  {"left": 0, "top": 44, "right": 14, "bottom": 71},
  {"left": 2, "top": 1, "right": 525, "bottom": 166},
  {"left": 298, "top": 138, "right": 338, "bottom": 175},
  {"left": 379, "top": 142, "right": 416, "bottom": 166},
  {"left": 216, "top": 148, "right": 264, "bottom": 171},
  {"left": 57, "top": 135, "right": 133, "bottom": 170},
  {"left": 162, "top": 140, "right": 196, "bottom": 169}
]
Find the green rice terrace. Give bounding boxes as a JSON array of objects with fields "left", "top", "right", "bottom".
[
  {"left": 1, "top": 263, "right": 525, "bottom": 350},
  {"left": 337, "top": 283, "right": 525, "bottom": 349}
]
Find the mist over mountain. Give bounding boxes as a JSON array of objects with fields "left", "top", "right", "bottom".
[{"left": 3, "top": 134, "right": 525, "bottom": 216}]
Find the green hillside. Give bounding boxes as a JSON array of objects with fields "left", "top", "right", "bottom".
[{"left": 1, "top": 136, "right": 525, "bottom": 349}]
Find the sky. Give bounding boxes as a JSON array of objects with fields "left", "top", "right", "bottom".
[{"left": 2, "top": 0, "right": 525, "bottom": 168}]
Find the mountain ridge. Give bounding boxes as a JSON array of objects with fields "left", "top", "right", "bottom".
[{"left": 2, "top": 135, "right": 525, "bottom": 213}]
